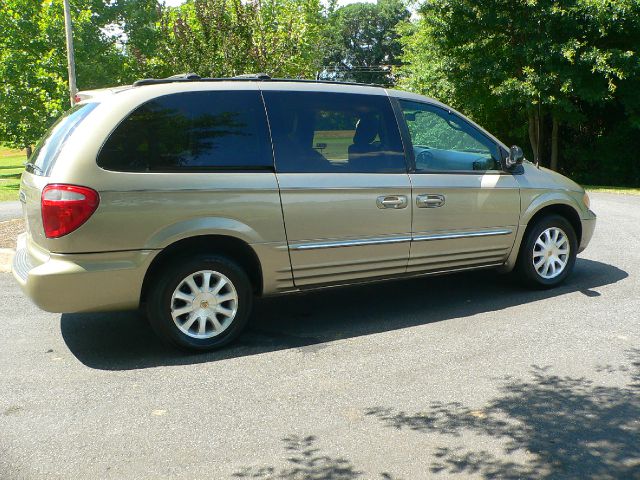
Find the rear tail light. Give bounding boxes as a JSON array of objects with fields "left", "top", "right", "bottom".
[{"left": 41, "top": 184, "right": 100, "bottom": 238}]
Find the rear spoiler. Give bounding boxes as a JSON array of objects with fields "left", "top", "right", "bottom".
[{"left": 75, "top": 86, "right": 131, "bottom": 103}]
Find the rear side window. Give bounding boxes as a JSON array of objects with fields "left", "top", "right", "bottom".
[
  {"left": 263, "top": 91, "right": 406, "bottom": 173},
  {"left": 98, "top": 91, "right": 272, "bottom": 172},
  {"left": 27, "top": 103, "right": 99, "bottom": 176}
]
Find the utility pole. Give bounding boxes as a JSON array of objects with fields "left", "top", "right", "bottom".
[{"left": 63, "top": 0, "right": 78, "bottom": 107}]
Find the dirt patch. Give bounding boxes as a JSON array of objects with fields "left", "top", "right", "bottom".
[{"left": 0, "top": 218, "right": 25, "bottom": 249}]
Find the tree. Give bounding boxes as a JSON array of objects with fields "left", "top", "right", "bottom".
[
  {"left": 0, "top": 0, "right": 326, "bottom": 155},
  {"left": 320, "top": 0, "right": 410, "bottom": 85},
  {"left": 397, "top": 0, "right": 640, "bottom": 180},
  {"left": 0, "top": 0, "right": 134, "bottom": 155},
  {"left": 104, "top": 0, "right": 165, "bottom": 80},
  {"left": 150, "top": 0, "right": 324, "bottom": 79},
  {"left": 0, "top": 0, "right": 66, "bottom": 155}
]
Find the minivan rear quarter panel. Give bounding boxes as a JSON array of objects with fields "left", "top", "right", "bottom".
[{"left": 20, "top": 82, "right": 295, "bottom": 297}]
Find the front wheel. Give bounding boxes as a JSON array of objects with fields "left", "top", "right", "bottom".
[
  {"left": 516, "top": 215, "right": 578, "bottom": 289},
  {"left": 146, "top": 254, "right": 253, "bottom": 351}
]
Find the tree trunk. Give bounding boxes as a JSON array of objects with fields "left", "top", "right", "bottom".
[
  {"left": 537, "top": 112, "right": 545, "bottom": 166},
  {"left": 550, "top": 117, "right": 559, "bottom": 171},
  {"left": 528, "top": 110, "right": 538, "bottom": 162},
  {"left": 25, "top": 145, "right": 32, "bottom": 159}
]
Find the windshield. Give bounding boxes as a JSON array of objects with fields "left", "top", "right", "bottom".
[{"left": 26, "top": 102, "right": 99, "bottom": 176}]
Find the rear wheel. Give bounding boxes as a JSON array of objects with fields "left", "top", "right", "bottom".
[
  {"left": 146, "top": 254, "right": 253, "bottom": 351},
  {"left": 516, "top": 215, "right": 577, "bottom": 289}
]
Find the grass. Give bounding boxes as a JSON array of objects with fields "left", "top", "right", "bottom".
[
  {"left": 0, "top": 146, "right": 25, "bottom": 202},
  {"left": 585, "top": 185, "right": 640, "bottom": 195},
  {"left": 313, "top": 130, "right": 354, "bottom": 162}
]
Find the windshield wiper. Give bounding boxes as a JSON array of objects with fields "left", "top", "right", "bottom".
[{"left": 24, "top": 162, "right": 44, "bottom": 174}]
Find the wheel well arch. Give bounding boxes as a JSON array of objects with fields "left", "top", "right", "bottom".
[
  {"left": 140, "top": 235, "right": 263, "bottom": 303},
  {"left": 524, "top": 203, "right": 582, "bottom": 245}
]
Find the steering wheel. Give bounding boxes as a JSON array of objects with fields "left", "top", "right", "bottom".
[{"left": 415, "top": 149, "right": 434, "bottom": 169}]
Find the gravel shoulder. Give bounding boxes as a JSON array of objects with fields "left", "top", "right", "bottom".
[
  {"left": 0, "top": 218, "right": 23, "bottom": 272},
  {"left": 0, "top": 218, "right": 24, "bottom": 249}
]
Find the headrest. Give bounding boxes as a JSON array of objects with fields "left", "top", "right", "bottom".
[{"left": 353, "top": 115, "right": 379, "bottom": 145}]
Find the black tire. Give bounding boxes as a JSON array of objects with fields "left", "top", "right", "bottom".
[
  {"left": 146, "top": 254, "right": 253, "bottom": 351},
  {"left": 516, "top": 214, "right": 578, "bottom": 289}
]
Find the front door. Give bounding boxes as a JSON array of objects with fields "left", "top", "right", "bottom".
[
  {"left": 396, "top": 99, "right": 521, "bottom": 273},
  {"left": 262, "top": 88, "right": 412, "bottom": 287}
]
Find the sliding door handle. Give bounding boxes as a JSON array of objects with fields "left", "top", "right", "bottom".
[
  {"left": 377, "top": 195, "right": 408, "bottom": 209},
  {"left": 416, "top": 194, "right": 445, "bottom": 208}
]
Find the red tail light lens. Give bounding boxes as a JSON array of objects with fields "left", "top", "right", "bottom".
[{"left": 41, "top": 184, "right": 100, "bottom": 238}]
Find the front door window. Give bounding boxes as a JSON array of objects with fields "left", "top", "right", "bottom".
[{"left": 399, "top": 100, "right": 501, "bottom": 172}]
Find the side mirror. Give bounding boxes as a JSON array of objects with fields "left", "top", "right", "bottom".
[{"left": 505, "top": 145, "right": 524, "bottom": 169}]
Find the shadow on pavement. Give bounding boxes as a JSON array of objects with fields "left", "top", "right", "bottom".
[
  {"left": 365, "top": 348, "right": 640, "bottom": 479},
  {"left": 61, "top": 258, "right": 628, "bottom": 371},
  {"left": 231, "top": 434, "right": 403, "bottom": 479},
  {"left": 232, "top": 435, "right": 363, "bottom": 479}
]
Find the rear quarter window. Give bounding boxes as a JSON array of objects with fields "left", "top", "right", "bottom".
[
  {"left": 27, "top": 103, "right": 99, "bottom": 176},
  {"left": 97, "top": 90, "right": 273, "bottom": 172}
]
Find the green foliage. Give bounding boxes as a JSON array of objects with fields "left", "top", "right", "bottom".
[
  {"left": 397, "top": 0, "right": 640, "bottom": 184},
  {"left": 2, "top": 0, "right": 638, "bottom": 186},
  {"left": 0, "top": 0, "right": 323, "bottom": 152},
  {"left": 106, "top": 0, "right": 165, "bottom": 79},
  {"left": 149, "top": 0, "right": 324, "bottom": 78},
  {"left": 321, "top": 0, "right": 410, "bottom": 85},
  {"left": 0, "top": 0, "right": 134, "bottom": 151},
  {"left": 0, "top": 1, "right": 66, "bottom": 151}
]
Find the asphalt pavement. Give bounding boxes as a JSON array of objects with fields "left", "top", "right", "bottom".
[
  {"left": 0, "top": 201, "right": 21, "bottom": 223},
  {"left": 0, "top": 192, "right": 638, "bottom": 479}
]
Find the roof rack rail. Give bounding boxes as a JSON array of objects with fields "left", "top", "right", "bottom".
[
  {"left": 133, "top": 73, "right": 201, "bottom": 87},
  {"left": 132, "top": 73, "right": 385, "bottom": 88},
  {"left": 232, "top": 73, "right": 271, "bottom": 80},
  {"left": 167, "top": 73, "right": 201, "bottom": 80},
  {"left": 269, "top": 78, "right": 385, "bottom": 88}
]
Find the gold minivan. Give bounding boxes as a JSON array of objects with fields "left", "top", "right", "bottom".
[{"left": 13, "top": 75, "right": 596, "bottom": 351}]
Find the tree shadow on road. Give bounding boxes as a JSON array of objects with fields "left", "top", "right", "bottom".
[
  {"left": 231, "top": 435, "right": 402, "bottom": 480},
  {"left": 232, "top": 435, "right": 362, "bottom": 479},
  {"left": 365, "top": 349, "right": 640, "bottom": 479},
  {"left": 60, "top": 258, "right": 628, "bottom": 370}
]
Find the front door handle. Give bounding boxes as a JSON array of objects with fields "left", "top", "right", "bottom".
[
  {"left": 416, "top": 194, "right": 445, "bottom": 208},
  {"left": 377, "top": 195, "right": 408, "bottom": 209}
]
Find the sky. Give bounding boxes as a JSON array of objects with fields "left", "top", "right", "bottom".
[{"left": 164, "top": 0, "right": 376, "bottom": 6}]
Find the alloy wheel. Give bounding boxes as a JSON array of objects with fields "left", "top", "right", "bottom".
[
  {"left": 532, "top": 227, "right": 570, "bottom": 280},
  {"left": 170, "top": 270, "right": 238, "bottom": 339}
]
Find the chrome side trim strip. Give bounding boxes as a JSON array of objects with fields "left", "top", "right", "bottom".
[
  {"left": 290, "top": 229, "right": 512, "bottom": 251},
  {"left": 412, "top": 229, "right": 512, "bottom": 242},
  {"left": 290, "top": 236, "right": 411, "bottom": 251}
]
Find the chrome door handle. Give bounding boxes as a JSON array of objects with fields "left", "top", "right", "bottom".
[
  {"left": 416, "top": 194, "right": 445, "bottom": 208},
  {"left": 377, "top": 195, "right": 408, "bottom": 209}
]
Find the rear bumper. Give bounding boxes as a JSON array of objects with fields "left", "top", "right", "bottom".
[{"left": 12, "top": 233, "right": 158, "bottom": 313}]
